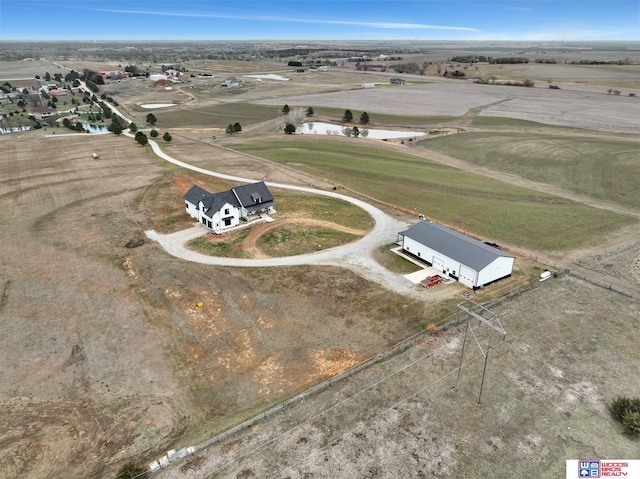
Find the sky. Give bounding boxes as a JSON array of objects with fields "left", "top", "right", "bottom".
[{"left": 0, "top": 0, "right": 638, "bottom": 41}]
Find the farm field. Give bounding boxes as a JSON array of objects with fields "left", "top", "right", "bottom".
[
  {"left": 1, "top": 45, "right": 640, "bottom": 479},
  {"left": 420, "top": 131, "right": 640, "bottom": 208},
  {"left": 255, "top": 79, "right": 640, "bottom": 134},
  {"left": 228, "top": 137, "right": 636, "bottom": 253}
]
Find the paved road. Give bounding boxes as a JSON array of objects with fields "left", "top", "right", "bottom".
[{"left": 141, "top": 135, "right": 421, "bottom": 297}]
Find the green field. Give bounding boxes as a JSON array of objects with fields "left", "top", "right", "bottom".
[
  {"left": 230, "top": 138, "right": 636, "bottom": 252},
  {"left": 419, "top": 131, "right": 640, "bottom": 207},
  {"left": 155, "top": 102, "right": 279, "bottom": 128}
]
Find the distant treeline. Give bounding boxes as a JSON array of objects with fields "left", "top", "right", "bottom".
[
  {"left": 450, "top": 56, "right": 529, "bottom": 64},
  {"left": 474, "top": 78, "right": 535, "bottom": 87},
  {"left": 392, "top": 62, "right": 424, "bottom": 74},
  {"left": 451, "top": 56, "right": 633, "bottom": 65}
]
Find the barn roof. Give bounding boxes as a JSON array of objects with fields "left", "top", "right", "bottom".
[{"left": 399, "top": 221, "right": 513, "bottom": 271}]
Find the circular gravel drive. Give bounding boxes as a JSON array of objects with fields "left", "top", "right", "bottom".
[{"left": 143, "top": 138, "right": 419, "bottom": 297}]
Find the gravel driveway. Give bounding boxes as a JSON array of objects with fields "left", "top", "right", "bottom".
[{"left": 143, "top": 137, "right": 422, "bottom": 297}]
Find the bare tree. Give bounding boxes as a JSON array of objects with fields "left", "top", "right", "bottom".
[{"left": 288, "top": 107, "right": 307, "bottom": 126}]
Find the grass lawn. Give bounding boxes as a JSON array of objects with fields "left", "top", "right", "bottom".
[
  {"left": 230, "top": 137, "right": 636, "bottom": 252},
  {"left": 259, "top": 224, "right": 359, "bottom": 256},
  {"left": 276, "top": 193, "right": 374, "bottom": 231},
  {"left": 187, "top": 229, "right": 250, "bottom": 258},
  {"left": 420, "top": 131, "right": 640, "bottom": 208}
]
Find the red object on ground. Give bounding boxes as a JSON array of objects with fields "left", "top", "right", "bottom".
[{"left": 420, "top": 275, "right": 444, "bottom": 287}]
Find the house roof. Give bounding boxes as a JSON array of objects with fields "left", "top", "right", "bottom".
[
  {"left": 400, "top": 221, "right": 513, "bottom": 271},
  {"left": 232, "top": 181, "right": 273, "bottom": 208},
  {"left": 30, "top": 106, "right": 57, "bottom": 114},
  {"left": 202, "top": 190, "right": 239, "bottom": 218},
  {"left": 183, "top": 182, "right": 276, "bottom": 217},
  {"left": 183, "top": 184, "right": 212, "bottom": 205}
]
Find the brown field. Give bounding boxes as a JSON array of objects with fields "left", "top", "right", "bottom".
[
  {"left": 255, "top": 78, "right": 640, "bottom": 134},
  {"left": 1, "top": 50, "right": 639, "bottom": 479},
  {"left": 153, "top": 275, "right": 640, "bottom": 479}
]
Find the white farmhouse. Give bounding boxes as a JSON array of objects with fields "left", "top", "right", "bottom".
[
  {"left": 183, "top": 182, "right": 276, "bottom": 233},
  {"left": 399, "top": 221, "right": 514, "bottom": 289}
]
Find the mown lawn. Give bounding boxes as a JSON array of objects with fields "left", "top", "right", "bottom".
[
  {"left": 420, "top": 131, "right": 640, "bottom": 208},
  {"left": 259, "top": 224, "right": 359, "bottom": 256},
  {"left": 230, "top": 137, "right": 636, "bottom": 252},
  {"left": 275, "top": 193, "right": 373, "bottom": 231}
]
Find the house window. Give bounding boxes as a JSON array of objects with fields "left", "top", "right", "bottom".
[
  {"left": 224, "top": 208, "right": 230, "bottom": 215},
  {"left": 224, "top": 218, "right": 232, "bottom": 226}
]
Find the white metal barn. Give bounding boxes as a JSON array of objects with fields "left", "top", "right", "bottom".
[{"left": 399, "top": 221, "right": 515, "bottom": 289}]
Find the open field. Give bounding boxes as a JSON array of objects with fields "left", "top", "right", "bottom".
[
  {"left": 0, "top": 60, "right": 68, "bottom": 82},
  {"left": 255, "top": 79, "right": 640, "bottom": 134},
  {"left": 0, "top": 132, "right": 445, "bottom": 478},
  {"left": 153, "top": 275, "right": 640, "bottom": 479},
  {"left": 420, "top": 131, "right": 640, "bottom": 208},
  {"left": 229, "top": 137, "right": 636, "bottom": 253},
  {"left": 1, "top": 46, "right": 640, "bottom": 479}
]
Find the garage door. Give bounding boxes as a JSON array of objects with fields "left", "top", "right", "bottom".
[
  {"left": 459, "top": 264, "right": 476, "bottom": 288},
  {"left": 432, "top": 257, "right": 445, "bottom": 272}
]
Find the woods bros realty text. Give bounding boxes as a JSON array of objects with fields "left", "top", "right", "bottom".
[{"left": 567, "top": 460, "right": 640, "bottom": 478}]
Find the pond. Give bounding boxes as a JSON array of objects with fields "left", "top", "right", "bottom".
[
  {"left": 82, "top": 123, "right": 110, "bottom": 133},
  {"left": 0, "top": 126, "right": 33, "bottom": 135},
  {"left": 141, "top": 103, "right": 176, "bottom": 109},
  {"left": 296, "top": 122, "right": 427, "bottom": 140},
  {"left": 243, "top": 74, "right": 290, "bottom": 81}
]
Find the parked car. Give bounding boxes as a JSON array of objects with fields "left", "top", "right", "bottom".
[{"left": 421, "top": 275, "right": 444, "bottom": 287}]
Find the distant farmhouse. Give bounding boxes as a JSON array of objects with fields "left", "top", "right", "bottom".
[
  {"left": 221, "top": 76, "right": 240, "bottom": 87},
  {"left": 399, "top": 221, "right": 514, "bottom": 289},
  {"left": 390, "top": 78, "right": 406, "bottom": 85},
  {"left": 30, "top": 106, "right": 57, "bottom": 119},
  {"left": 183, "top": 182, "right": 276, "bottom": 233}
]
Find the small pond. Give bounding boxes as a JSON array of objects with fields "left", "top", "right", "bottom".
[
  {"left": 141, "top": 103, "right": 177, "bottom": 109},
  {"left": 82, "top": 123, "right": 110, "bottom": 133},
  {"left": 243, "top": 74, "right": 290, "bottom": 81},
  {"left": 296, "top": 122, "right": 427, "bottom": 140}
]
